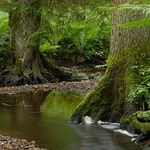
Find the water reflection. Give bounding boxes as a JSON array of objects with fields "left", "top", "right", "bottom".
[
  {"left": 0, "top": 90, "right": 142, "bottom": 150},
  {"left": 40, "top": 90, "right": 85, "bottom": 120},
  {"left": 0, "top": 90, "right": 50, "bottom": 112}
]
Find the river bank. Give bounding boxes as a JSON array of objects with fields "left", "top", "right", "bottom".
[
  {"left": 0, "top": 134, "right": 46, "bottom": 150},
  {"left": 0, "top": 78, "right": 98, "bottom": 95},
  {"left": 0, "top": 78, "right": 99, "bottom": 150}
]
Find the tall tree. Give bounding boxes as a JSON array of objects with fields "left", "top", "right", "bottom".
[
  {"left": 0, "top": 0, "right": 70, "bottom": 86},
  {"left": 71, "top": 0, "right": 150, "bottom": 133}
]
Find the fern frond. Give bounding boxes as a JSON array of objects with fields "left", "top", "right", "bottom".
[
  {"left": 120, "top": 18, "right": 150, "bottom": 28},
  {"left": 0, "top": 11, "right": 8, "bottom": 33}
]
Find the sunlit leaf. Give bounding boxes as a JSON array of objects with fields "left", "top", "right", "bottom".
[{"left": 0, "top": 11, "right": 8, "bottom": 33}]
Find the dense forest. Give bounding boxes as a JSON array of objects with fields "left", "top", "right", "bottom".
[
  {"left": 1, "top": 0, "right": 150, "bottom": 148},
  {"left": 0, "top": 0, "right": 110, "bottom": 86}
]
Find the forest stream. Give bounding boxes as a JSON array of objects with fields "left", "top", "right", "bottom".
[{"left": 0, "top": 68, "right": 145, "bottom": 150}]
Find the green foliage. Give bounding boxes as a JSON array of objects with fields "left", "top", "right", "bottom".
[
  {"left": 0, "top": 11, "right": 9, "bottom": 65},
  {"left": 40, "top": 1, "right": 111, "bottom": 64},
  {"left": 0, "top": 0, "right": 15, "bottom": 12},
  {"left": 0, "top": 11, "right": 8, "bottom": 33},
  {"left": 120, "top": 18, "right": 150, "bottom": 28},
  {"left": 128, "top": 67, "right": 150, "bottom": 110},
  {"left": 129, "top": 85, "right": 149, "bottom": 108},
  {"left": 106, "top": 45, "right": 150, "bottom": 111},
  {"left": 118, "top": 3, "right": 150, "bottom": 28},
  {"left": 69, "top": 22, "right": 99, "bottom": 61},
  {"left": 40, "top": 43, "right": 61, "bottom": 58},
  {"left": 0, "top": 1, "right": 111, "bottom": 65},
  {"left": 0, "top": 35, "right": 8, "bottom": 54},
  {"left": 137, "top": 110, "right": 150, "bottom": 122}
]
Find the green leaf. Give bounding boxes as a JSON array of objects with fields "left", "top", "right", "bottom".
[
  {"left": 120, "top": 18, "right": 150, "bottom": 28},
  {"left": 0, "top": 11, "right": 8, "bottom": 33},
  {"left": 40, "top": 43, "right": 60, "bottom": 52}
]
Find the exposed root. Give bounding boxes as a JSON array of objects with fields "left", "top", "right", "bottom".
[{"left": 0, "top": 69, "right": 71, "bottom": 86}]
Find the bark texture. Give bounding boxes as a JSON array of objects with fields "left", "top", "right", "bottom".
[
  {"left": 70, "top": 0, "right": 150, "bottom": 134},
  {"left": 0, "top": 0, "right": 70, "bottom": 86},
  {"left": 111, "top": 0, "right": 150, "bottom": 54}
]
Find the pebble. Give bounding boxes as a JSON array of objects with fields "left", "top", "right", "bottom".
[
  {"left": 0, "top": 79, "right": 99, "bottom": 95},
  {"left": 0, "top": 134, "right": 47, "bottom": 150}
]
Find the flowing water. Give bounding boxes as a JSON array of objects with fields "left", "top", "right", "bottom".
[{"left": 0, "top": 90, "right": 143, "bottom": 150}]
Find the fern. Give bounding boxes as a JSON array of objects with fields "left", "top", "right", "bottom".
[
  {"left": 117, "top": 3, "right": 150, "bottom": 28},
  {"left": 69, "top": 23, "right": 99, "bottom": 54},
  {"left": 40, "top": 43, "right": 61, "bottom": 57},
  {"left": 128, "top": 67, "right": 150, "bottom": 110},
  {"left": 0, "top": 11, "right": 8, "bottom": 33}
]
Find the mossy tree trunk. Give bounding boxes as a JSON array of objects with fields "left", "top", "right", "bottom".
[
  {"left": 70, "top": 0, "right": 150, "bottom": 134},
  {"left": 0, "top": 0, "right": 70, "bottom": 86}
]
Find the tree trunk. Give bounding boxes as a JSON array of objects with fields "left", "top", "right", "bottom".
[
  {"left": 0, "top": 0, "right": 70, "bottom": 86},
  {"left": 111, "top": 0, "right": 150, "bottom": 55},
  {"left": 70, "top": 1, "right": 150, "bottom": 134}
]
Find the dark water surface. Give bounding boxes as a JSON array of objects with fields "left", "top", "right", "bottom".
[{"left": 0, "top": 90, "right": 143, "bottom": 150}]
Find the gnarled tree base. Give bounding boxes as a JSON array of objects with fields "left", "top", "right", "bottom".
[
  {"left": 0, "top": 53, "right": 71, "bottom": 86},
  {"left": 0, "top": 67, "right": 71, "bottom": 86}
]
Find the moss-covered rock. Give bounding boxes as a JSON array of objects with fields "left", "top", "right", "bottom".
[{"left": 120, "top": 114, "right": 150, "bottom": 133}]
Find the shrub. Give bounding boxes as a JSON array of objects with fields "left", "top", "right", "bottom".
[
  {"left": 128, "top": 67, "right": 150, "bottom": 110},
  {"left": 40, "top": 1, "right": 111, "bottom": 64},
  {"left": 0, "top": 11, "right": 9, "bottom": 67}
]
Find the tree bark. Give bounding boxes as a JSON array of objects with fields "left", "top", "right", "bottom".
[
  {"left": 70, "top": 0, "right": 150, "bottom": 134},
  {"left": 0, "top": 0, "right": 70, "bottom": 86},
  {"left": 111, "top": 0, "right": 150, "bottom": 55}
]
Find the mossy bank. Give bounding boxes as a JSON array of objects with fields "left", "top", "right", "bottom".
[{"left": 70, "top": 44, "right": 150, "bottom": 134}]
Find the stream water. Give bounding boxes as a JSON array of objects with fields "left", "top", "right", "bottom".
[{"left": 0, "top": 90, "right": 144, "bottom": 150}]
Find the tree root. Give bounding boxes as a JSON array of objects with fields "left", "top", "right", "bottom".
[{"left": 0, "top": 69, "right": 71, "bottom": 86}]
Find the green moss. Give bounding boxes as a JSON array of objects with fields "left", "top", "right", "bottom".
[
  {"left": 73, "top": 90, "right": 94, "bottom": 115},
  {"left": 121, "top": 114, "right": 150, "bottom": 133},
  {"left": 111, "top": 86, "right": 125, "bottom": 111},
  {"left": 119, "top": 86, "right": 125, "bottom": 103},
  {"left": 72, "top": 44, "right": 150, "bottom": 124},
  {"left": 137, "top": 110, "right": 150, "bottom": 122},
  {"left": 9, "top": 8, "right": 21, "bottom": 31},
  {"left": 12, "top": 59, "right": 22, "bottom": 75},
  {"left": 72, "top": 74, "right": 112, "bottom": 116},
  {"left": 109, "top": 45, "right": 150, "bottom": 104},
  {"left": 141, "top": 123, "right": 150, "bottom": 132},
  {"left": 120, "top": 115, "right": 141, "bottom": 131}
]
